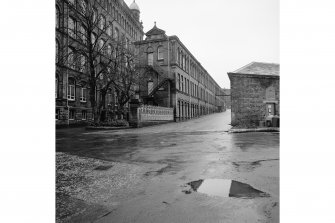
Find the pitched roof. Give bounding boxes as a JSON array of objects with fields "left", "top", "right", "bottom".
[
  {"left": 230, "top": 62, "right": 280, "bottom": 76},
  {"left": 145, "top": 23, "right": 166, "bottom": 36}
]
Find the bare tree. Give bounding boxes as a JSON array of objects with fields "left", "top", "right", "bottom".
[{"left": 57, "top": 0, "right": 138, "bottom": 123}]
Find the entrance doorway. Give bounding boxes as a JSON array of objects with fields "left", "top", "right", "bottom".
[{"left": 266, "top": 103, "right": 275, "bottom": 116}]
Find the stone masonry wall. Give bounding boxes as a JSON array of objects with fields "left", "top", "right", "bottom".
[{"left": 230, "top": 75, "right": 279, "bottom": 128}]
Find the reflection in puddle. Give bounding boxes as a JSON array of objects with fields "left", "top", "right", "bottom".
[{"left": 184, "top": 179, "right": 270, "bottom": 198}]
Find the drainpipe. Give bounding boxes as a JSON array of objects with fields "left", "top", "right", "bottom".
[
  {"left": 167, "top": 36, "right": 171, "bottom": 107},
  {"left": 66, "top": 0, "right": 69, "bottom": 126}
]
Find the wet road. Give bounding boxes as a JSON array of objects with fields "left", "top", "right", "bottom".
[{"left": 57, "top": 110, "right": 279, "bottom": 223}]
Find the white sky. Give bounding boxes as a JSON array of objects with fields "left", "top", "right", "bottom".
[{"left": 125, "top": 0, "right": 279, "bottom": 89}]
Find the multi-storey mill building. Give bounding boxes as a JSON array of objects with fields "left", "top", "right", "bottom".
[
  {"left": 55, "top": 0, "right": 144, "bottom": 125},
  {"left": 134, "top": 24, "right": 225, "bottom": 121}
]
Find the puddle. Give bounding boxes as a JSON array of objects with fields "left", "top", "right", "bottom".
[
  {"left": 183, "top": 179, "right": 270, "bottom": 198},
  {"left": 94, "top": 165, "right": 113, "bottom": 171}
]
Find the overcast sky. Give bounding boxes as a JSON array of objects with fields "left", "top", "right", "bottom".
[{"left": 125, "top": 0, "right": 279, "bottom": 89}]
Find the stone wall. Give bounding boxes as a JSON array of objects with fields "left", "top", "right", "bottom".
[{"left": 229, "top": 74, "right": 279, "bottom": 128}]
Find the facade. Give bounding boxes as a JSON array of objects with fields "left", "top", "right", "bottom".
[
  {"left": 56, "top": 0, "right": 144, "bottom": 125},
  {"left": 134, "top": 24, "right": 225, "bottom": 121},
  {"left": 56, "top": 1, "right": 225, "bottom": 126},
  {"left": 228, "top": 62, "right": 280, "bottom": 128}
]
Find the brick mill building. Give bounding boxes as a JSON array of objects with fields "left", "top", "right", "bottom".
[
  {"left": 228, "top": 62, "right": 280, "bottom": 128},
  {"left": 56, "top": 0, "right": 225, "bottom": 126},
  {"left": 134, "top": 24, "right": 225, "bottom": 121},
  {"left": 56, "top": 0, "right": 144, "bottom": 125}
]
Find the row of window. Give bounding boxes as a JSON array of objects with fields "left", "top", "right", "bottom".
[
  {"left": 56, "top": 77, "right": 119, "bottom": 106},
  {"left": 61, "top": 0, "right": 139, "bottom": 41},
  {"left": 55, "top": 77, "right": 87, "bottom": 102},
  {"left": 176, "top": 46, "right": 216, "bottom": 93},
  {"left": 147, "top": 46, "right": 164, "bottom": 65},
  {"left": 56, "top": 108, "right": 87, "bottom": 120},
  {"left": 176, "top": 73, "right": 217, "bottom": 105},
  {"left": 176, "top": 101, "right": 214, "bottom": 117},
  {"left": 66, "top": 13, "right": 131, "bottom": 53}
]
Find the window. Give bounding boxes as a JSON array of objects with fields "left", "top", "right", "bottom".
[
  {"left": 107, "top": 23, "right": 113, "bottom": 36},
  {"left": 91, "top": 33, "right": 96, "bottom": 44},
  {"left": 99, "top": 15, "right": 105, "bottom": 30},
  {"left": 80, "top": 87, "right": 87, "bottom": 102},
  {"left": 114, "top": 27, "right": 119, "bottom": 40},
  {"left": 69, "top": 110, "right": 75, "bottom": 120},
  {"left": 126, "top": 38, "right": 129, "bottom": 49},
  {"left": 79, "top": 54, "right": 86, "bottom": 72},
  {"left": 56, "top": 109, "right": 60, "bottom": 120},
  {"left": 177, "top": 48, "right": 180, "bottom": 64},
  {"left": 56, "top": 6, "right": 60, "bottom": 29},
  {"left": 181, "top": 75, "right": 184, "bottom": 92},
  {"left": 157, "top": 46, "right": 163, "bottom": 60},
  {"left": 68, "top": 78, "right": 75, "bottom": 100},
  {"left": 107, "top": 44, "right": 112, "bottom": 55},
  {"left": 93, "top": 9, "right": 98, "bottom": 22},
  {"left": 178, "top": 73, "right": 180, "bottom": 90},
  {"left": 56, "top": 40, "right": 59, "bottom": 63},
  {"left": 79, "top": 0, "right": 87, "bottom": 14},
  {"left": 68, "top": 48, "right": 74, "bottom": 69},
  {"left": 81, "top": 110, "right": 87, "bottom": 120},
  {"left": 80, "top": 25, "right": 87, "bottom": 43},
  {"left": 68, "top": 17, "right": 76, "bottom": 38},
  {"left": 147, "top": 52, "right": 153, "bottom": 66},
  {"left": 55, "top": 77, "right": 58, "bottom": 98},
  {"left": 98, "top": 39, "right": 104, "bottom": 51},
  {"left": 147, "top": 80, "right": 153, "bottom": 95}
]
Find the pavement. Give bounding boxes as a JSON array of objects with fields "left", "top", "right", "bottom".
[{"left": 56, "top": 110, "right": 279, "bottom": 223}]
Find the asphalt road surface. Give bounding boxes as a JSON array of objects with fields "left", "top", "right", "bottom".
[{"left": 56, "top": 110, "right": 279, "bottom": 223}]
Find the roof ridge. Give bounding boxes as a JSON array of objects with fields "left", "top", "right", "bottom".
[{"left": 232, "top": 62, "right": 256, "bottom": 73}]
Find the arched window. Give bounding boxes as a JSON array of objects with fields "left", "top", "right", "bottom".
[
  {"left": 107, "top": 22, "right": 113, "bottom": 36},
  {"left": 114, "top": 27, "right": 119, "bottom": 40},
  {"left": 56, "top": 40, "right": 59, "bottom": 63},
  {"left": 55, "top": 76, "right": 59, "bottom": 98},
  {"left": 99, "top": 39, "right": 104, "bottom": 50},
  {"left": 80, "top": 24, "right": 87, "bottom": 43},
  {"left": 157, "top": 46, "right": 163, "bottom": 60},
  {"left": 107, "top": 44, "right": 112, "bottom": 55},
  {"left": 177, "top": 48, "right": 180, "bottom": 64},
  {"left": 91, "top": 32, "right": 96, "bottom": 44},
  {"left": 79, "top": 0, "right": 87, "bottom": 14},
  {"left": 79, "top": 54, "right": 86, "bottom": 72},
  {"left": 56, "top": 6, "right": 60, "bottom": 29},
  {"left": 99, "top": 15, "right": 105, "bottom": 29},
  {"left": 93, "top": 8, "right": 98, "bottom": 22},
  {"left": 67, "top": 78, "right": 76, "bottom": 100},
  {"left": 68, "top": 17, "right": 76, "bottom": 38},
  {"left": 68, "top": 47, "right": 74, "bottom": 68},
  {"left": 147, "top": 79, "right": 153, "bottom": 95},
  {"left": 147, "top": 47, "right": 154, "bottom": 66}
]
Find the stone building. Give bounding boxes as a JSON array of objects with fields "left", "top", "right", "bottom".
[
  {"left": 56, "top": 0, "right": 225, "bottom": 126},
  {"left": 56, "top": 0, "right": 144, "bottom": 125},
  {"left": 228, "top": 62, "right": 279, "bottom": 128},
  {"left": 134, "top": 24, "right": 225, "bottom": 121}
]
